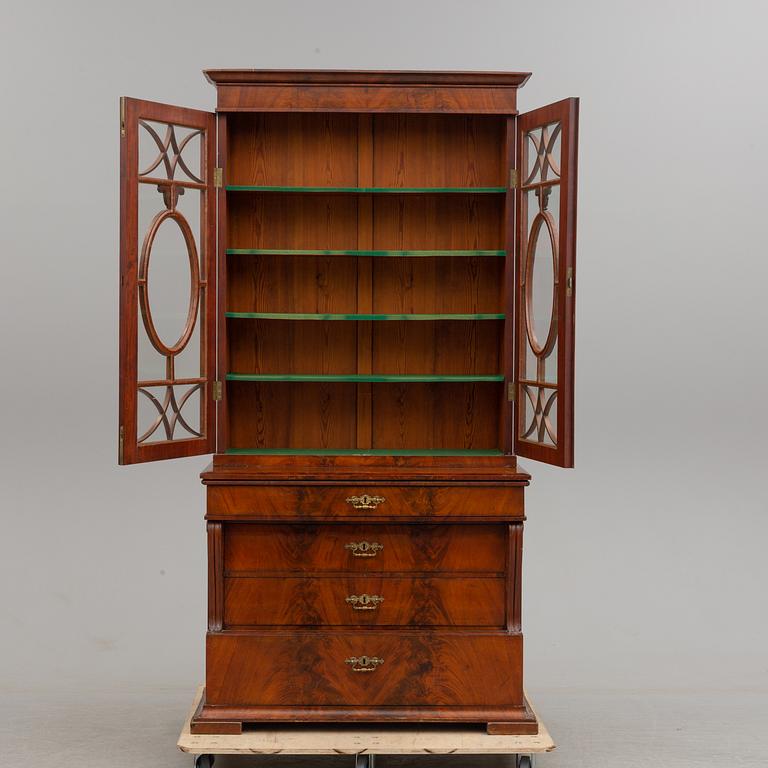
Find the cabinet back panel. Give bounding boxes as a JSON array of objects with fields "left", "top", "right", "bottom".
[
  {"left": 228, "top": 194, "right": 359, "bottom": 250},
  {"left": 223, "top": 112, "right": 507, "bottom": 453},
  {"left": 372, "top": 321, "right": 502, "bottom": 376},
  {"left": 372, "top": 194, "right": 504, "bottom": 251},
  {"left": 372, "top": 253, "right": 504, "bottom": 314},
  {"left": 371, "top": 382, "right": 501, "bottom": 450},
  {"left": 372, "top": 115, "right": 505, "bottom": 187},
  {"left": 228, "top": 113, "right": 359, "bottom": 186},
  {"left": 228, "top": 381, "right": 357, "bottom": 450},
  {"left": 229, "top": 319, "right": 358, "bottom": 375},
  {"left": 227, "top": 253, "right": 358, "bottom": 314}
]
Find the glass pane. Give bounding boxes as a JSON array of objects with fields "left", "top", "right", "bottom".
[
  {"left": 530, "top": 210, "right": 555, "bottom": 353},
  {"left": 138, "top": 120, "right": 202, "bottom": 183},
  {"left": 137, "top": 384, "right": 202, "bottom": 443},
  {"left": 136, "top": 183, "right": 204, "bottom": 384},
  {"left": 520, "top": 181, "right": 561, "bottom": 445},
  {"left": 524, "top": 121, "right": 562, "bottom": 186},
  {"left": 521, "top": 384, "right": 557, "bottom": 447}
]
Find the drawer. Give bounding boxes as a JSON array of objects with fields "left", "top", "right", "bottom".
[
  {"left": 207, "top": 484, "right": 523, "bottom": 520},
  {"left": 206, "top": 631, "right": 523, "bottom": 708},
  {"left": 224, "top": 523, "right": 506, "bottom": 573},
  {"left": 223, "top": 576, "right": 505, "bottom": 627}
]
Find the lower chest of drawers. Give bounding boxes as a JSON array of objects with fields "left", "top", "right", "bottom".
[
  {"left": 201, "top": 482, "right": 529, "bottom": 730},
  {"left": 210, "top": 522, "right": 516, "bottom": 630}
]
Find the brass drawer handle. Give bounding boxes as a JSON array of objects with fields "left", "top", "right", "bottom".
[
  {"left": 346, "top": 494, "right": 386, "bottom": 510},
  {"left": 344, "top": 541, "right": 383, "bottom": 558},
  {"left": 345, "top": 655, "right": 384, "bottom": 672},
  {"left": 345, "top": 593, "right": 384, "bottom": 610}
]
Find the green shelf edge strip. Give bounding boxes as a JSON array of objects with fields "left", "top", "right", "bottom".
[
  {"left": 225, "top": 312, "right": 505, "bottom": 321},
  {"left": 227, "top": 373, "right": 504, "bottom": 383},
  {"left": 226, "top": 249, "right": 505, "bottom": 257},
  {"left": 226, "top": 448, "right": 504, "bottom": 456},
  {"left": 226, "top": 186, "right": 506, "bottom": 194}
]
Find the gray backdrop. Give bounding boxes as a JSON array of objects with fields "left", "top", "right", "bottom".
[{"left": 1, "top": 0, "right": 766, "bottom": 703}]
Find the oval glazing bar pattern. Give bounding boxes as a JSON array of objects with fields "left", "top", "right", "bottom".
[
  {"left": 519, "top": 121, "right": 562, "bottom": 449},
  {"left": 136, "top": 120, "right": 207, "bottom": 445}
]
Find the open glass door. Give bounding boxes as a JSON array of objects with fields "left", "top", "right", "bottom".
[
  {"left": 119, "top": 98, "right": 216, "bottom": 464},
  {"left": 514, "top": 98, "right": 578, "bottom": 467}
]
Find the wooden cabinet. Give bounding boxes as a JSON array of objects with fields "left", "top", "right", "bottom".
[{"left": 117, "top": 70, "right": 579, "bottom": 735}]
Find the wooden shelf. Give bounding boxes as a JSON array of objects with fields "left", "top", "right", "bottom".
[
  {"left": 226, "top": 185, "right": 506, "bottom": 194},
  {"left": 225, "top": 313, "right": 505, "bottom": 321},
  {"left": 225, "top": 448, "right": 505, "bottom": 456},
  {"left": 226, "top": 249, "right": 505, "bottom": 257},
  {"left": 227, "top": 374, "right": 504, "bottom": 383}
]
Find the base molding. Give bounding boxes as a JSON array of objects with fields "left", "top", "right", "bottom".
[{"left": 190, "top": 689, "right": 538, "bottom": 735}]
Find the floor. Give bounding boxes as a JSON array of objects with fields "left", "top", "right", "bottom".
[{"left": 3, "top": 687, "right": 766, "bottom": 767}]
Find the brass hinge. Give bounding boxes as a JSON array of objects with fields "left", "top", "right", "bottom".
[
  {"left": 213, "top": 167, "right": 223, "bottom": 188},
  {"left": 213, "top": 380, "right": 223, "bottom": 401},
  {"left": 566, "top": 267, "right": 574, "bottom": 297},
  {"left": 509, "top": 168, "right": 519, "bottom": 188},
  {"left": 119, "top": 97, "right": 126, "bottom": 138},
  {"left": 508, "top": 382, "right": 516, "bottom": 402},
  {"left": 118, "top": 425, "right": 125, "bottom": 464}
]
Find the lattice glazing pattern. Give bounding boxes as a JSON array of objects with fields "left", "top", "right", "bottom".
[
  {"left": 519, "top": 121, "right": 561, "bottom": 447},
  {"left": 136, "top": 120, "right": 207, "bottom": 443}
]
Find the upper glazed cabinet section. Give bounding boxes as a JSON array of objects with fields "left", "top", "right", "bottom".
[
  {"left": 117, "top": 72, "right": 577, "bottom": 468},
  {"left": 203, "top": 70, "right": 531, "bottom": 113}
]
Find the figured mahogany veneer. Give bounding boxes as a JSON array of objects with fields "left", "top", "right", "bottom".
[
  {"left": 205, "top": 69, "right": 531, "bottom": 114},
  {"left": 223, "top": 576, "right": 506, "bottom": 627},
  {"left": 198, "top": 631, "right": 536, "bottom": 731},
  {"left": 196, "top": 457, "right": 531, "bottom": 735},
  {"left": 224, "top": 523, "right": 507, "bottom": 573},
  {"left": 207, "top": 484, "right": 524, "bottom": 521}
]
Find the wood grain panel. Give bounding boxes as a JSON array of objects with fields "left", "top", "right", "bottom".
[
  {"left": 372, "top": 321, "right": 501, "bottom": 376},
  {"left": 215, "top": 85, "right": 520, "bottom": 114},
  {"left": 228, "top": 319, "right": 357, "bottom": 376},
  {"left": 205, "top": 70, "right": 531, "bottom": 87},
  {"left": 207, "top": 484, "right": 523, "bottom": 520},
  {"left": 372, "top": 195, "right": 504, "bottom": 251},
  {"left": 223, "top": 576, "right": 505, "bottom": 627},
  {"left": 227, "top": 254, "right": 358, "bottom": 314},
  {"left": 373, "top": 115, "right": 506, "bottom": 187},
  {"left": 372, "top": 256, "right": 504, "bottom": 314},
  {"left": 371, "top": 382, "right": 501, "bottom": 451},
  {"left": 205, "top": 632, "right": 524, "bottom": 707},
  {"left": 227, "top": 113, "right": 358, "bottom": 186},
  {"left": 228, "top": 193, "right": 359, "bottom": 251},
  {"left": 227, "top": 382, "right": 357, "bottom": 450},
  {"left": 223, "top": 523, "right": 507, "bottom": 573},
  {"left": 203, "top": 453, "right": 526, "bottom": 482}
]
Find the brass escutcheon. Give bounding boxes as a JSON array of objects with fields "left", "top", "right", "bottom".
[
  {"left": 345, "top": 593, "right": 384, "bottom": 610},
  {"left": 344, "top": 541, "right": 384, "bottom": 558},
  {"left": 345, "top": 655, "right": 384, "bottom": 672},
  {"left": 345, "top": 494, "right": 386, "bottom": 510}
]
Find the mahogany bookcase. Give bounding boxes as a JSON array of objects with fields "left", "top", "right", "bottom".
[{"left": 118, "top": 70, "right": 578, "bottom": 736}]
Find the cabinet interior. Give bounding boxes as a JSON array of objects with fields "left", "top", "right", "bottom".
[{"left": 224, "top": 113, "right": 508, "bottom": 455}]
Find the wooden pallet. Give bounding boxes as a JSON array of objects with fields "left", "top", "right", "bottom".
[{"left": 178, "top": 687, "right": 555, "bottom": 762}]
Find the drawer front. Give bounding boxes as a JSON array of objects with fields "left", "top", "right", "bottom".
[
  {"left": 206, "top": 631, "right": 522, "bottom": 708},
  {"left": 223, "top": 576, "right": 505, "bottom": 627},
  {"left": 208, "top": 485, "right": 523, "bottom": 520},
  {"left": 224, "top": 523, "right": 506, "bottom": 573}
]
